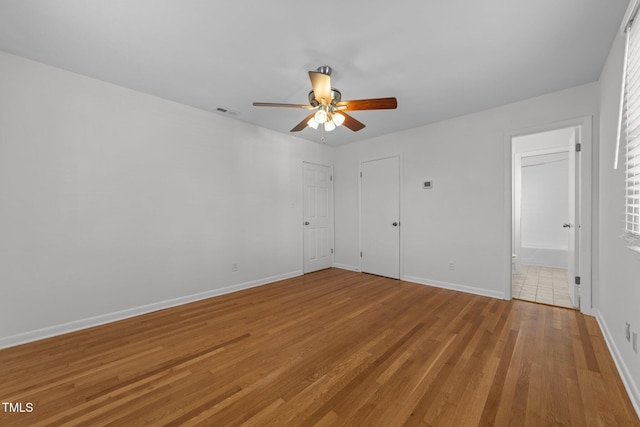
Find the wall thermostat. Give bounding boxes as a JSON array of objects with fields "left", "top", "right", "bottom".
[{"left": 423, "top": 180, "right": 433, "bottom": 189}]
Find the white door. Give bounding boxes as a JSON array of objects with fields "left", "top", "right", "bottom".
[
  {"left": 303, "top": 162, "right": 333, "bottom": 273},
  {"left": 567, "top": 129, "right": 580, "bottom": 307},
  {"left": 360, "top": 156, "right": 400, "bottom": 279}
]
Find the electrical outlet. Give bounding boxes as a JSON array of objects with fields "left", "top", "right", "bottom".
[
  {"left": 449, "top": 261, "right": 455, "bottom": 271},
  {"left": 625, "top": 322, "right": 631, "bottom": 341},
  {"left": 633, "top": 331, "right": 638, "bottom": 353},
  {"left": 232, "top": 263, "right": 239, "bottom": 272}
]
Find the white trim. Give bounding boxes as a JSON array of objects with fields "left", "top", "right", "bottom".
[
  {"left": 332, "top": 263, "right": 360, "bottom": 272},
  {"left": 627, "top": 244, "right": 640, "bottom": 254},
  {"left": 621, "top": 0, "right": 640, "bottom": 34},
  {"left": 504, "top": 116, "right": 593, "bottom": 316},
  {"left": 622, "top": 231, "right": 640, "bottom": 253},
  {"left": 614, "top": 29, "right": 629, "bottom": 170},
  {"left": 402, "top": 275, "right": 505, "bottom": 300},
  {"left": 594, "top": 309, "right": 640, "bottom": 419},
  {"left": 0, "top": 270, "right": 302, "bottom": 350}
]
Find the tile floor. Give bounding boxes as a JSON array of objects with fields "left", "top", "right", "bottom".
[{"left": 512, "top": 264, "right": 575, "bottom": 309}]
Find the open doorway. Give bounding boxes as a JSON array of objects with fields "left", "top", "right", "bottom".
[{"left": 511, "top": 127, "right": 578, "bottom": 309}]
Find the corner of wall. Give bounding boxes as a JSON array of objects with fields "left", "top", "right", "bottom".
[{"left": 594, "top": 310, "right": 640, "bottom": 419}]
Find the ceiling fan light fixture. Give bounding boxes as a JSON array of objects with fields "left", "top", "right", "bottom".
[
  {"left": 332, "top": 112, "right": 345, "bottom": 127},
  {"left": 314, "top": 109, "right": 327, "bottom": 124},
  {"left": 307, "top": 117, "right": 319, "bottom": 129},
  {"left": 324, "top": 120, "right": 336, "bottom": 132}
]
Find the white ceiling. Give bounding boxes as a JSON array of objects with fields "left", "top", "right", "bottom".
[{"left": 0, "top": 1, "right": 629, "bottom": 146}]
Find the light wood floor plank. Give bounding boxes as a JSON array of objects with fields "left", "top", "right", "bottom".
[{"left": 0, "top": 268, "right": 637, "bottom": 426}]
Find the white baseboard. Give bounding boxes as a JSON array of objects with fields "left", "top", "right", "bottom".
[
  {"left": 594, "top": 309, "right": 640, "bottom": 419},
  {"left": 332, "top": 263, "right": 360, "bottom": 272},
  {"left": 0, "top": 270, "right": 302, "bottom": 350},
  {"left": 402, "top": 275, "right": 505, "bottom": 300}
]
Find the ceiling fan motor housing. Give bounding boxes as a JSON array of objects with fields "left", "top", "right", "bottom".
[
  {"left": 316, "top": 65, "right": 332, "bottom": 76},
  {"left": 253, "top": 64, "right": 396, "bottom": 133},
  {"left": 308, "top": 88, "right": 341, "bottom": 107}
]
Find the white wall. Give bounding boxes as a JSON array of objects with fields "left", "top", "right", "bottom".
[
  {"left": 334, "top": 83, "right": 598, "bottom": 298},
  {"left": 598, "top": 29, "right": 640, "bottom": 411},
  {"left": 0, "top": 52, "right": 333, "bottom": 346}
]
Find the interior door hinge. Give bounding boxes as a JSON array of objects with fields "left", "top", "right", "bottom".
[
  {"left": 575, "top": 143, "right": 581, "bottom": 152},
  {"left": 360, "top": 251, "right": 362, "bottom": 258},
  {"left": 360, "top": 171, "right": 362, "bottom": 178},
  {"left": 575, "top": 276, "right": 581, "bottom": 285},
  {"left": 331, "top": 248, "right": 334, "bottom": 254},
  {"left": 330, "top": 175, "right": 333, "bottom": 181}
]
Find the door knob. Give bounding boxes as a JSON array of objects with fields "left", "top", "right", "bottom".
[
  {"left": 304, "top": 221, "right": 310, "bottom": 225},
  {"left": 563, "top": 223, "right": 571, "bottom": 228},
  {"left": 392, "top": 222, "right": 398, "bottom": 227}
]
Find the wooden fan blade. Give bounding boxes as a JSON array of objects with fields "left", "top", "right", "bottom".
[
  {"left": 291, "top": 113, "right": 316, "bottom": 132},
  {"left": 336, "top": 97, "right": 397, "bottom": 111},
  {"left": 337, "top": 112, "right": 366, "bottom": 132},
  {"left": 309, "top": 71, "right": 332, "bottom": 104},
  {"left": 253, "top": 102, "right": 315, "bottom": 109}
]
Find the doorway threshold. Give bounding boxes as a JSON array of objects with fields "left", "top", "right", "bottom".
[{"left": 512, "top": 264, "right": 575, "bottom": 309}]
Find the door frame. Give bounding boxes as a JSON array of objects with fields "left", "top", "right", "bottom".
[
  {"left": 504, "top": 116, "right": 592, "bottom": 315},
  {"left": 302, "top": 161, "right": 335, "bottom": 274},
  {"left": 358, "top": 154, "right": 403, "bottom": 278}
]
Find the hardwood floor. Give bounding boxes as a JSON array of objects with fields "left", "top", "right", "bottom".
[{"left": 0, "top": 268, "right": 637, "bottom": 426}]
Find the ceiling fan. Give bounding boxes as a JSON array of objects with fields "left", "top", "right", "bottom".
[{"left": 253, "top": 66, "right": 397, "bottom": 133}]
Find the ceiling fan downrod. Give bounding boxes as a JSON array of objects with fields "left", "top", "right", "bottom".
[{"left": 316, "top": 65, "right": 332, "bottom": 76}]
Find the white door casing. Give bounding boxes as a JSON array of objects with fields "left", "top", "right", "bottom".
[
  {"left": 303, "top": 162, "right": 333, "bottom": 273},
  {"left": 512, "top": 137, "right": 579, "bottom": 309},
  {"left": 567, "top": 129, "right": 580, "bottom": 307},
  {"left": 507, "top": 115, "right": 592, "bottom": 315},
  {"left": 360, "top": 156, "right": 400, "bottom": 279}
]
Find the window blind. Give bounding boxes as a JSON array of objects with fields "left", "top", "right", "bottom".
[{"left": 624, "top": 19, "right": 640, "bottom": 237}]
